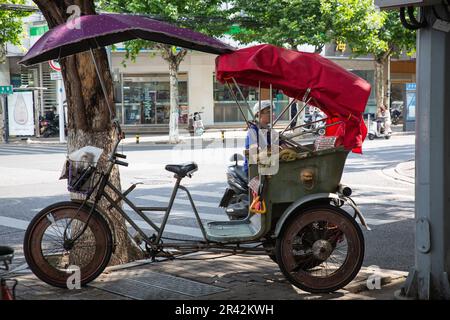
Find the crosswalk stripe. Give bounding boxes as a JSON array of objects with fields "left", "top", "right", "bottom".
[
  {"left": 187, "top": 190, "right": 224, "bottom": 198},
  {"left": 136, "top": 194, "right": 219, "bottom": 208},
  {"left": 0, "top": 214, "right": 205, "bottom": 239},
  {"left": 364, "top": 217, "right": 407, "bottom": 226},
  {"left": 347, "top": 184, "right": 411, "bottom": 192},
  {"left": 126, "top": 220, "right": 203, "bottom": 238},
  {"left": 0, "top": 216, "right": 28, "bottom": 230},
  {"left": 123, "top": 208, "right": 228, "bottom": 222},
  {"left": 0, "top": 147, "right": 66, "bottom": 155}
]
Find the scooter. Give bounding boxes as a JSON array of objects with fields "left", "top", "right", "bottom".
[
  {"left": 304, "top": 110, "right": 326, "bottom": 136},
  {"left": 0, "top": 245, "right": 16, "bottom": 300},
  {"left": 219, "top": 153, "right": 249, "bottom": 220},
  {"left": 188, "top": 112, "right": 204, "bottom": 136},
  {"left": 367, "top": 113, "right": 391, "bottom": 140}
]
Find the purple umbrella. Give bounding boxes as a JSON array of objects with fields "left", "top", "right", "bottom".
[{"left": 19, "top": 13, "right": 235, "bottom": 66}]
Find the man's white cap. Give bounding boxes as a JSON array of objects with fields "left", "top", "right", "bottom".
[{"left": 253, "top": 100, "right": 273, "bottom": 115}]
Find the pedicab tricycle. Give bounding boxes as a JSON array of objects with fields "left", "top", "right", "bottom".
[{"left": 20, "top": 14, "right": 371, "bottom": 294}]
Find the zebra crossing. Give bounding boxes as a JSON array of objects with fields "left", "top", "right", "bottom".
[
  {"left": 0, "top": 182, "right": 414, "bottom": 241},
  {"left": 0, "top": 144, "right": 67, "bottom": 156}
]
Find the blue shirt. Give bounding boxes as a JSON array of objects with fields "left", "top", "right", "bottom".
[{"left": 244, "top": 123, "right": 272, "bottom": 175}]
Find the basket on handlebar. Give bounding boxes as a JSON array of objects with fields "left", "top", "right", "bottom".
[
  {"left": 60, "top": 146, "right": 104, "bottom": 195},
  {"left": 67, "top": 160, "right": 98, "bottom": 194}
]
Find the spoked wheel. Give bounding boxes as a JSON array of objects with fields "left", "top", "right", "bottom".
[
  {"left": 23, "top": 201, "right": 112, "bottom": 288},
  {"left": 275, "top": 205, "right": 364, "bottom": 293}
]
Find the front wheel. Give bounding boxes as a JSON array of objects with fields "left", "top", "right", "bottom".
[
  {"left": 368, "top": 133, "right": 375, "bottom": 140},
  {"left": 23, "top": 201, "right": 113, "bottom": 288},
  {"left": 275, "top": 205, "right": 364, "bottom": 293}
]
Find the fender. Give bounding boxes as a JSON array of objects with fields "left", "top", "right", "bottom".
[{"left": 274, "top": 193, "right": 370, "bottom": 237}]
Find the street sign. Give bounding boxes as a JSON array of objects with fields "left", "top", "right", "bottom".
[
  {"left": 49, "top": 59, "right": 61, "bottom": 72},
  {"left": 50, "top": 72, "right": 62, "bottom": 81},
  {"left": 0, "top": 86, "right": 13, "bottom": 95}
]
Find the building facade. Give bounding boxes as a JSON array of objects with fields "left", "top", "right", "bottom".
[{"left": 1, "top": 15, "right": 415, "bottom": 133}]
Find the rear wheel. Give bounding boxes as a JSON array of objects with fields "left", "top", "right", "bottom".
[
  {"left": 23, "top": 201, "right": 112, "bottom": 288},
  {"left": 275, "top": 205, "right": 364, "bottom": 293},
  {"left": 368, "top": 133, "right": 375, "bottom": 140}
]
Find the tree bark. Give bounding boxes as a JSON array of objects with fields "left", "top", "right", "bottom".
[
  {"left": 33, "top": 0, "right": 142, "bottom": 265},
  {"left": 158, "top": 44, "right": 187, "bottom": 144}
]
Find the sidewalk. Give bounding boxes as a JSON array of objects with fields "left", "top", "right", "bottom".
[
  {"left": 9, "top": 253, "right": 407, "bottom": 300},
  {"left": 4, "top": 129, "right": 249, "bottom": 146}
]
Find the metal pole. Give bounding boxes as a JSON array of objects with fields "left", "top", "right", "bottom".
[
  {"left": 273, "top": 98, "right": 297, "bottom": 126},
  {"left": 231, "top": 77, "right": 255, "bottom": 119},
  {"left": 225, "top": 81, "right": 251, "bottom": 127},
  {"left": 397, "top": 6, "right": 450, "bottom": 300},
  {"left": 57, "top": 79, "right": 66, "bottom": 143},
  {"left": 89, "top": 48, "right": 113, "bottom": 120},
  {"left": 2, "top": 95, "right": 9, "bottom": 144}
]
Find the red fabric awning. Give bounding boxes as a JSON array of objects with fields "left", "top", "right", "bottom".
[{"left": 216, "top": 44, "right": 371, "bottom": 153}]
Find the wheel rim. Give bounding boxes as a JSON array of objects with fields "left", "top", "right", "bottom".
[
  {"left": 26, "top": 207, "right": 110, "bottom": 287},
  {"left": 279, "top": 208, "right": 363, "bottom": 291}
]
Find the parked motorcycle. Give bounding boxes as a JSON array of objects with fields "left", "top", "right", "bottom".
[
  {"left": 39, "top": 116, "right": 59, "bottom": 138},
  {"left": 219, "top": 153, "right": 249, "bottom": 220},
  {"left": 39, "top": 115, "right": 68, "bottom": 138},
  {"left": 391, "top": 108, "right": 402, "bottom": 125}
]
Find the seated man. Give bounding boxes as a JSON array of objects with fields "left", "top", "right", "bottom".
[{"left": 244, "top": 100, "right": 277, "bottom": 175}]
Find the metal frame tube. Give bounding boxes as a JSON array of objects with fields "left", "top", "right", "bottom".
[
  {"left": 155, "top": 177, "right": 181, "bottom": 244},
  {"left": 231, "top": 77, "right": 255, "bottom": 118},
  {"left": 225, "top": 81, "right": 252, "bottom": 127},
  {"left": 89, "top": 48, "right": 113, "bottom": 120},
  {"left": 273, "top": 98, "right": 297, "bottom": 126},
  {"left": 280, "top": 99, "right": 310, "bottom": 136},
  {"left": 179, "top": 185, "right": 208, "bottom": 240}
]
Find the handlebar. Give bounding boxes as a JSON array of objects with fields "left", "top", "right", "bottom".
[
  {"left": 108, "top": 120, "right": 128, "bottom": 167},
  {"left": 114, "top": 159, "right": 129, "bottom": 167}
]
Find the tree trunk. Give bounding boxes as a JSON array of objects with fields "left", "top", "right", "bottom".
[
  {"left": 158, "top": 45, "right": 187, "bottom": 144},
  {"left": 168, "top": 60, "right": 180, "bottom": 143},
  {"left": 374, "top": 54, "right": 392, "bottom": 133},
  {"left": 374, "top": 55, "right": 389, "bottom": 117},
  {"left": 33, "top": 0, "right": 141, "bottom": 265},
  {"left": 0, "top": 45, "right": 6, "bottom": 64}
]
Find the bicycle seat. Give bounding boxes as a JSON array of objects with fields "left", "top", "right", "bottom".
[{"left": 165, "top": 162, "right": 198, "bottom": 178}]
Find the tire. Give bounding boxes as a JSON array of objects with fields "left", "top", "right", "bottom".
[
  {"left": 23, "top": 201, "right": 113, "bottom": 288},
  {"left": 385, "top": 134, "right": 391, "bottom": 140},
  {"left": 275, "top": 205, "right": 364, "bottom": 293},
  {"left": 368, "top": 133, "right": 375, "bottom": 140}
]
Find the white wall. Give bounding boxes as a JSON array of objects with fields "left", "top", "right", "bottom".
[{"left": 111, "top": 50, "right": 217, "bottom": 126}]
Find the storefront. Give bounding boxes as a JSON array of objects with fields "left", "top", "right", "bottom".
[{"left": 114, "top": 73, "right": 189, "bottom": 126}]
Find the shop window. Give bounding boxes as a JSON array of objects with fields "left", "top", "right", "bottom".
[{"left": 121, "top": 73, "right": 188, "bottom": 125}]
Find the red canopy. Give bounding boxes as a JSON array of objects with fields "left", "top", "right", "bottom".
[{"left": 215, "top": 44, "right": 371, "bottom": 153}]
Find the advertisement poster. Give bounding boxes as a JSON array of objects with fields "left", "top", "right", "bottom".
[{"left": 8, "top": 91, "right": 35, "bottom": 136}]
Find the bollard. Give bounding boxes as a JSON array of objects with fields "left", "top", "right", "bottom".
[
  {"left": 221, "top": 130, "right": 225, "bottom": 144},
  {"left": 136, "top": 134, "right": 140, "bottom": 144}
]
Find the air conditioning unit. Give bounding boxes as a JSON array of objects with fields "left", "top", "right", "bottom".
[{"left": 376, "top": 0, "right": 441, "bottom": 8}]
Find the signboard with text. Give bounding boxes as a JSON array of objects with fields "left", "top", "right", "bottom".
[{"left": 0, "top": 86, "right": 13, "bottom": 95}]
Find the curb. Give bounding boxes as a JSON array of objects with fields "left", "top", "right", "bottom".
[{"left": 381, "top": 161, "right": 415, "bottom": 185}]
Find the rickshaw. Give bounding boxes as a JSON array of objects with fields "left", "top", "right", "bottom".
[{"left": 19, "top": 14, "right": 371, "bottom": 294}]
